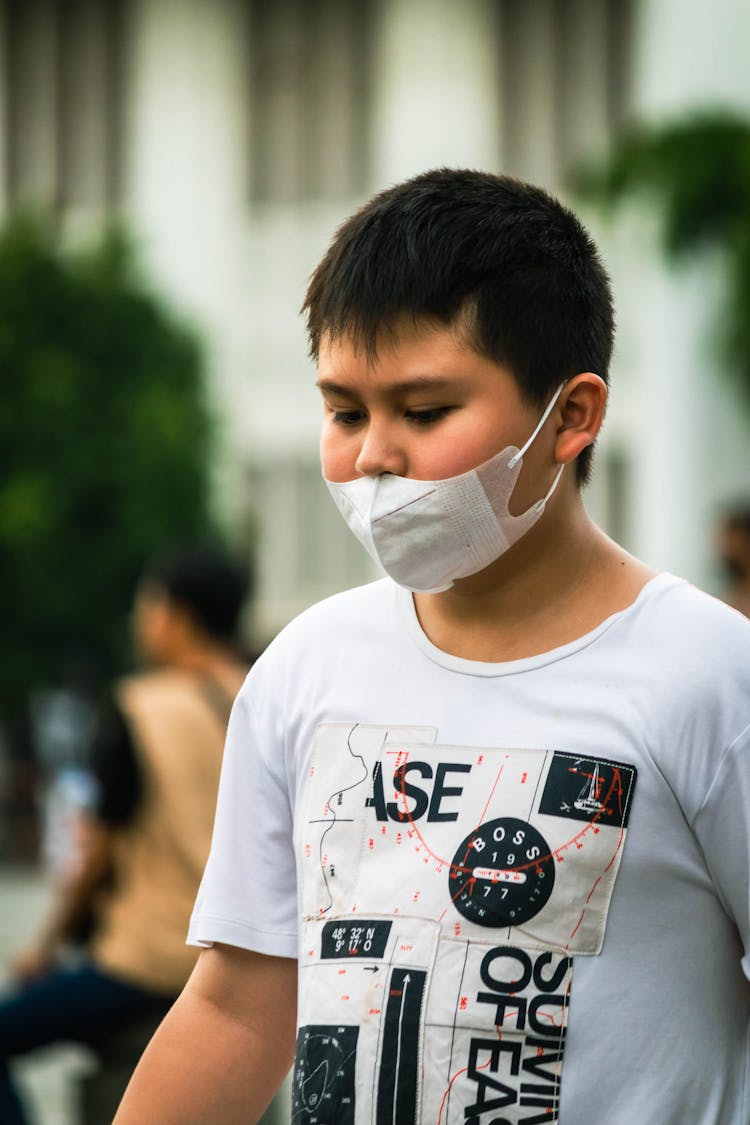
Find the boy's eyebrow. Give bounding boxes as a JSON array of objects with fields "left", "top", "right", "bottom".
[{"left": 316, "top": 375, "right": 460, "bottom": 397}]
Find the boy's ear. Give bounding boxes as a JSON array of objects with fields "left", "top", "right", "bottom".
[{"left": 554, "top": 373, "right": 607, "bottom": 464}]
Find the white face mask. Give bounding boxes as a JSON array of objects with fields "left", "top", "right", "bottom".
[{"left": 324, "top": 384, "right": 565, "bottom": 594}]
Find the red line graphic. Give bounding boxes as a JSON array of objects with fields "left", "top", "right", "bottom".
[
  {"left": 392, "top": 756, "right": 626, "bottom": 884},
  {"left": 476, "top": 765, "right": 506, "bottom": 829},
  {"left": 436, "top": 1045, "right": 494, "bottom": 1125}
]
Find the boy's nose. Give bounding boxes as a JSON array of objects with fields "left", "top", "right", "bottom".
[{"left": 354, "top": 422, "right": 407, "bottom": 478}]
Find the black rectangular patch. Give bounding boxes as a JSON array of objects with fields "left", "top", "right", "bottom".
[
  {"left": 321, "top": 920, "right": 392, "bottom": 959},
  {"left": 376, "top": 968, "right": 426, "bottom": 1125},
  {"left": 539, "top": 752, "right": 637, "bottom": 828},
  {"left": 293, "top": 1024, "right": 358, "bottom": 1123}
]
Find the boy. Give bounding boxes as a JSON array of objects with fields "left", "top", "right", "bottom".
[{"left": 115, "top": 171, "right": 750, "bottom": 1124}]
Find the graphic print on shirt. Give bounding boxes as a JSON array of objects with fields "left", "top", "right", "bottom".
[{"left": 293, "top": 723, "right": 637, "bottom": 1124}]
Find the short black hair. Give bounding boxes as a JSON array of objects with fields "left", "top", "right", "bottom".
[
  {"left": 142, "top": 545, "right": 250, "bottom": 642},
  {"left": 303, "top": 168, "right": 614, "bottom": 484}
]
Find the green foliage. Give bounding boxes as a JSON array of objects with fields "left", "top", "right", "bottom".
[
  {"left": 574, "top": 110, "right": 750, "bottom": 403},
  {"left": 0, "top": 214, "right": 216, "bottom": 714}
]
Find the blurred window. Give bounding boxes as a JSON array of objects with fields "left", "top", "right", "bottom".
[
  {"left": 246, "top": 458, "right": 376, "bottom": 636},
  {"left": 497, "top": 0, "right": 634, "bottom": 183},
  {"left": 246, "top": 0, "right": 373, "bottom": 204},
  {"left": 1, "top": 0, "right": 125, "bottom": 210}
]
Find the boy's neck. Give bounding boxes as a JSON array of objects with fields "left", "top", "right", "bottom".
[{"left": 412, "top": 498, "right": 657, "bottom": 663}]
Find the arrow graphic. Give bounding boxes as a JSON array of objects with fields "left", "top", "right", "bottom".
[
  {"left": 376, "top": 967, "right": 425, "bottom": 1124},
  {"left": 393, "top": 974, "right": 411, "bottom": 1123}
]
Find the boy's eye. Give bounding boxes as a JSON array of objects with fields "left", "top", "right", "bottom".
[
  {"left": 331, "top": 409, "right": 366, "bottom": 427},
  {"left": 329, "top": 405, "right": 453, "bottom": 427},
  {"left": 405, "top": 406, "right": 453, "bottom": 425}
]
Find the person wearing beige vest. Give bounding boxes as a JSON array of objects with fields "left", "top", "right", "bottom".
[
  {"left": 91, "top": 667, "right": 239, "bottom": 995},
  {"left": 0, "top": 546, "right": 250, "bottom": 1125}
]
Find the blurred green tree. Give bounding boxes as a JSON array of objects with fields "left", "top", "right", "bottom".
[
  {"left": 0, "top": 215, "right": 216, "bottom": 716},
  {"left": 575, "top": 110, "right": 750, "bottom": 406}
]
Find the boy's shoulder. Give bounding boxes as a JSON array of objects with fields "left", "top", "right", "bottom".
[
  {"left": 288, "top": 577, "right": 394, "bottom": 633},
  {"left": 627, "top": 573, "right": 750, "bottom": 683},
  {"left": 258, "top": 571, "right": 750, "bottom": 652},
  {"left": 253, "top": 578, "right": 396, "bottom": 666},
  {"left": 643, "top": 573, "right": 750, "bottom": 637},
  {"left": 243, "top": 572, "right": 750, "bottom": 690}
]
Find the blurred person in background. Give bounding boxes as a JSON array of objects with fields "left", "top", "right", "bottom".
[
  {"left": 716, "top": 501, "right": 750, "bottom": 619},
  {"left": 0, "top": 544, "right": 251, "bottom": 1125}
]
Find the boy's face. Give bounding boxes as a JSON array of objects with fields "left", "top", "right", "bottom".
[
  {"left": 131, "top": 579, "right": 182, "bottom": 666},
  {"left": 718, "top": 523, "right": 750, "bottom": 583},
  {"left": 317, "top": 318, "right": 557, "bottom": 512}
]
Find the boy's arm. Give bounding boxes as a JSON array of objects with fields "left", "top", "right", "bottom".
[{"left": 114, "top": 943, "right": 298, "bottom": 1124}]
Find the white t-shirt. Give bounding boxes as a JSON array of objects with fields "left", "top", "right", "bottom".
[{"left": 189, "top": 573, "right": 750, "bottom": 1125}]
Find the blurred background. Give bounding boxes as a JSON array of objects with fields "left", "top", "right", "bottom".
[{"left": 1, "top": 0, "right": 750, "bottom": 1121}]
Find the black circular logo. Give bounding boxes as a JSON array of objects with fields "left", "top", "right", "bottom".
[{"left": 449, "top": 817, "right": 555, "bottom": 927}]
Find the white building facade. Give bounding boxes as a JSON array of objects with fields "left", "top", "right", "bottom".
[{"left": 2, "top": 0, "right": 749, "bottom": 641}]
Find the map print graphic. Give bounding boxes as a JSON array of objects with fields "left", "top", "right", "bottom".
[{"left": 295, "top": 723, "right": 637, "bottom": 1124}]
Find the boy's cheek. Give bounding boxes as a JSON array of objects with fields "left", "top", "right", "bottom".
[{"left": 320, "top": 439, "right": 357, "bottom": 484}]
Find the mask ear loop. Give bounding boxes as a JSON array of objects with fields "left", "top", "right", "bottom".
[
  {"left": 507, "top": 382, "right": 566, "bottom": 470},
  {"left": 533, "top": 461, "right": 565, "bottom": 514},
  {"left": 505, "top": 382, "right": 566, "bottom": 512}
]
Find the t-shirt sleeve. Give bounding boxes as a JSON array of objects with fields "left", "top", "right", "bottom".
[
  {"left": 187, "top": 682, "right": 298, "bottom": 959},
  {"left": 693, "top": 722, "right": 750, "bottom": 981}
]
